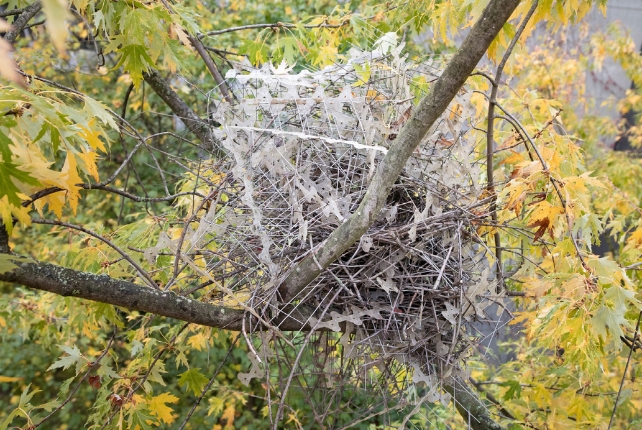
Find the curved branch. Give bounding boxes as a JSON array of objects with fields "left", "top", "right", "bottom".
[
  {"left": 278, "top": 0, "right": 522, "bottom": 302},
  {"left": 23, "top": 184, "right": 205, "bottom": 207}
]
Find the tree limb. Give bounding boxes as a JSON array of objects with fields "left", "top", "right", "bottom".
[
  {"left": 278, "top": 0, "right": 522, "bottom": 302},
  {"left": 142, "top": 69, "right": 216, "bottom": 150},
  {"left": 443, "top": 377, "right": 504, "bottom": 430},
  {"left": 0, "top": 253, "right": 318, "bottom": 332},
  {"left": 4, "top": 1, "right": 42, "bottom": 44}
]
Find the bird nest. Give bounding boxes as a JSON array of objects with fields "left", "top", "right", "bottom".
[{"left": 174, "top": 38, "right": 502, "bottom": 420}]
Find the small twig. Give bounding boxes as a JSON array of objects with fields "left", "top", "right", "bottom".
[
  {"left": 30, "top": 218, "right": 157, "bottom": 289},
  {"left": 33, "top": 331, "right": 116, "bottom": 429},
  {"left": 177, "top": 334, "right": 241, "bottom": 430},
  {"left": 608, "top": 310, "right": 642, "bottom": 429}
]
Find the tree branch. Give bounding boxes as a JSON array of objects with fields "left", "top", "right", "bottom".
[
  {"left": 278, "top": 0, "right": 522, "bottom": 302},
  {"left": 443, "top": 377, "right": 504, "bottom": 430},
  {"left": 142, "top": 69, "right": 216, "bottom": 150},
  {"left": 4, "top": 1, "right": 42, "bottom": 44},
  {"left": 0, "top": 253, "right": 318, "bottom": 332}
]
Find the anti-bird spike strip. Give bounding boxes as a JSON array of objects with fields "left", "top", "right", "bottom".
[{"left": 148, "top": 36, "right": 507, "bottom": 422}]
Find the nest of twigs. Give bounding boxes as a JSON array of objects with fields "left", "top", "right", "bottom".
[{"left": 191, "top": 40, "right": 501, "bottom": 417}]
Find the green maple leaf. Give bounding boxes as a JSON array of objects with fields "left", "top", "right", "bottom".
[
  {"left": 178, "top": 368, "right": 209, "bottom": 396},
  {"left": 0, "top": 161, "right": 40, "bottom": 207},
  {"left": 47, "top": 344, "right": 87, "bottom": 376},
  {"left": 114, "top": 44, "right": 155, "bottom": 88}
]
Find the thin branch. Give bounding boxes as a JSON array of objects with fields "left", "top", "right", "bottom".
[
  {"left": 190, "top": 35, "right": 234, "bottom": 103},
  {"left": 23, "top": 184, "right": 205, "bottom": 207},
  {"left": 201, "top": 20, "right": 348, "bottom": 38},
  {"left": 608, "top": 310, "right": 642, "bottom": 429},
  {"left": 177, "top": 334, "right": 241, "bottom": 430},
  {"left": 485, "top": 0, "right": 539, "bottom": 290},
  {"left": 33, "top": 331, "right": 116, "bottom": 429},
  {"left": 143, "top": 69, "right": 216, "bottom": 150},
  {"left": 0, "top": 6, "right": 28, "bottom": 18}
]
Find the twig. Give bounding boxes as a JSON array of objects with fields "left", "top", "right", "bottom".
[
  {"left": 485, "top": 0, "right": 539, "bottom": 290},
  {"left": 32, "top": 331, "right": 117, "bottom": 429},
  {"left": 177, "top": 334, "right": 241, "bottom": 430},
  {"left": 30, "top": 218, "right": 157, "bottom": 289},
  {"left": 608, "top": 310, "right": 642, "bottom": 429}
]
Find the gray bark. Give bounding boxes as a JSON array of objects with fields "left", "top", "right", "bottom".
[
  {"left": 444, "top": 377, "right": 505, "bottom": 430},
  {"left": 0, "top": 253, "right": 317, "bottom": 331},
  {"left": 4, "top": 1, "right": 42, "bottom": 44},
  {"left": 142, "top": 69, "right": 217, "bottom": 149}
]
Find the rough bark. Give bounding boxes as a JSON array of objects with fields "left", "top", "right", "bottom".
[
  {"left": 4, "top": 1, "right": 42, "bottom": 44},
  {"left": 0, "top": 254, "right": 318, "bottom": 331},
  {"left": 443, "top": 377, "right": 505, "bottom": 430},
  {"left": 278, "top": 0, "right": 522, "bottom": 302}
]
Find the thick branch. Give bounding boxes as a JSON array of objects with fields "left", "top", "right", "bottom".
[
  {"left": 4, "top": 1, "right": 42, "bottom": 44},
  {"left": 443, "top": 377, "right": 504, "bottom": 430},
  {"left": 143, "top": 69, "right": 216, "bottom": 149},
  {"left": 278, "top": 0, "right": 522, "bottom": 302},
  {"left": 0, "top": 255, "right": 317, "bottom": 331}
]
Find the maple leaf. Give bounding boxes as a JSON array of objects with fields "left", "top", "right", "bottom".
[
  {"left": 48, "top": 344, "right": 87, "bottom": 375},
  {"left": 528, "top": 217, "right": 551, "bottom": 242},
  {"left": 221, "top": 404, "right": 236, "bottom": 428},
  {"left": 178, "top": 368, "right": 209, "bottom": 395},
  {"left": 187, "top": 332, "right": 208, "bottom": 351},
  {"left": 61, "top": 154, "right": 83, "bottom": 215},
  {"left": 114, "top": 44, "right": 155, "bottom": 89},
  {"left": 148, "top": 392, "right": 179, "bottom": 424},
  {"left": 0, "top": 161, "right": 40, "bottom": 207}
]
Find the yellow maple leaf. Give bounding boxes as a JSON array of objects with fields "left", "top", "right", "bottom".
[
  {"left": 221, "top": 404, "right": 236, "bottom": 428},
  {"left": 187, "top": 332, "right": 209, "bottom": 351},
  {"left": 79, "top": 119, "right": 107, "bottom": 152},
  {"left": 148, "top": 392, "right": 179, "bottom": 425},
  {"left": 36, "top": 193, "right": 65, "bottom": 218},
  {"left": 78, "top": 148, "right": 99, "bottom": 181},
  {"left": 0, "top": 196, "right": 31, "bottom": 234},
  {"left": 61, "top": 154, "right": 82, "bottom": 215}
]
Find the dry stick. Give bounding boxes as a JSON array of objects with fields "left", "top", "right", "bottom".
[
  {"left": 30, "top": 218, "right": 158, "bottom": 289},
  {"left": 608, "top": 310, "right": 642, "bottom": 429},
  {"left": 177, "top": 334, "right": 241, "bottom": 430},
  {"left": 278, "top": 0, "right": 522, "bottom": 303},
  {"left": 486, "top": 0, "right": 539, "bottom": 290},
  {"left": 33, "top": 331, "right": 117, "bottom": 429}
]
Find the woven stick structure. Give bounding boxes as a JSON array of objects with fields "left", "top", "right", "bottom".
[{"left": 148, "top": 39, "right": 506, "bottom": 425}]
